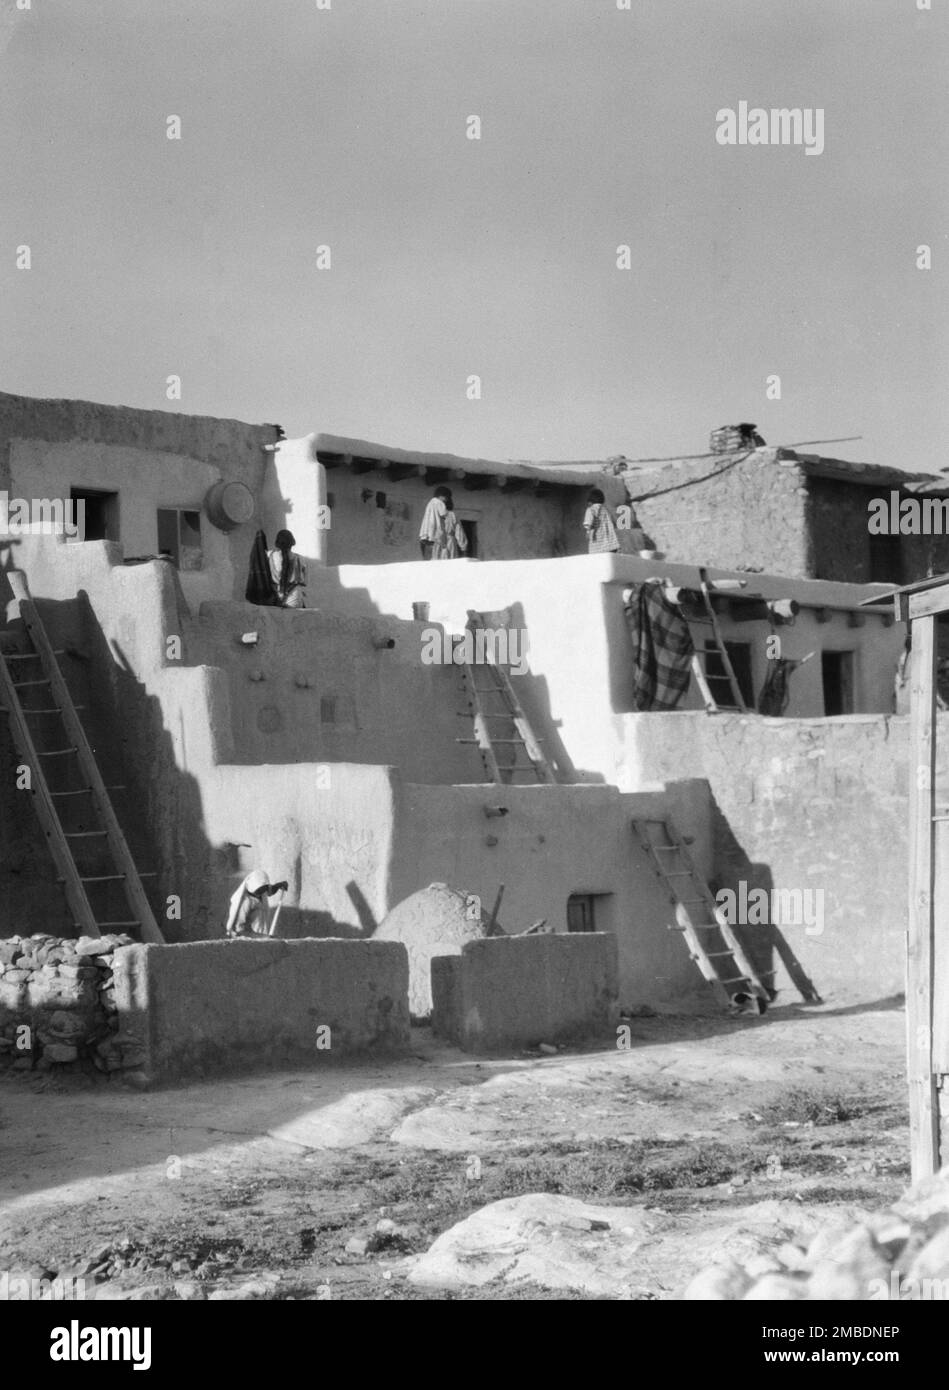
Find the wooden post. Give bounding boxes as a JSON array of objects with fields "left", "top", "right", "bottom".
[{"left": 907, "top": 610, "right": 940, "bottom": 1179}]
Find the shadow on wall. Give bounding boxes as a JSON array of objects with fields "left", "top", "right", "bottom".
[
  {"left": 272, "top": 564, "right": 605, "bottom": 785},
  {"left": 1, "top": 573, "right": 391, "bottom": 944},
  {"left": 705, "top": 793, "right": 821, "bottom": 1005}
]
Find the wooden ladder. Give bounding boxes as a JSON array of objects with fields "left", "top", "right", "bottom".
[
  {"left": 0, "top": 573, "right": 164, "bottom": 942},
  {"left": 632, "top": 816, "right": 771, "bottom": 1008},
  {"left": 455, "top": 612, "right": 557, "bottom": 784},
  {"left": 683, "top": 567, "right": 748, "bottom": 713}
]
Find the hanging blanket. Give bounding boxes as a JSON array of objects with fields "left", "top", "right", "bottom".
[
  {"left": 624, "top": 581, "right": 694, "bottom": 711},
  {"left": 245, "top": 529, "right": 279, "bottom": 606}
]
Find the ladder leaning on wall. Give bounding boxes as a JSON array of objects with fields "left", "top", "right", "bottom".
[
  {"left": 632, "top": 816, "right": 821, "bottom": 1008},
  {"left": 0, "top": 571, "right": 164, "bottom": 942},
  {"left": 682, "top": 567, "right": 748, "bottom": 714},
  {"left": 455, "top": 610, "right": 558, "bottom": 785}
]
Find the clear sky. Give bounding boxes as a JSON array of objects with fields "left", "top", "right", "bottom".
[{"left": 2, "top": 0, "right": 946, "bottom": 468}]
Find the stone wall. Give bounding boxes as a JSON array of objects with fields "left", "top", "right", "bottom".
[
  {"left": 0, "top": 933, "right": 137, "bottom": 1074},
  {"left": 623, "top": 453, "right": 811, "bottom": 577},
  {"left": 431, "top": 933, "right": 619, "bottom": 1053}
]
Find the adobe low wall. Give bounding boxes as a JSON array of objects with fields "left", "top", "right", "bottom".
[
  {"left": 431, "top": 933, "right": 619, "bottom": 1054},
  {"left": 113, "top": 939, "right": 410, "bottom": 1081}
]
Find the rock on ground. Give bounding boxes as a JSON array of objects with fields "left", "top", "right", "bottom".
[{"left": 407, "top": 1193, "right": 669, "bottom": 1298}]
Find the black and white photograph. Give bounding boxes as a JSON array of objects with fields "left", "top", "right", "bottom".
[{"left": 1, "top": 0, "right": 947, "bottom": 1351}]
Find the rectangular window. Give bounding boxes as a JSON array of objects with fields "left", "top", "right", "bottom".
[
  {"left": 567, "top": 894, "right": 597, "bottom": 933},
  {"left": 156, "top": 508, "right": 203, "bottom": 570},
  {"left": 704, "top": 640, "right": 754, "bottom": 708},
  {"left": 70, "top": 487, "right": 118, "bottom": 544},
  {"left": 821, "top": 650, "right": 855, "bottom": 716}
]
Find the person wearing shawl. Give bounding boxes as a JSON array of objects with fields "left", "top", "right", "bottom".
[
  {"left": 268, "top": 529, "right": 308, "bottom": 608},
  {"left": 245, "top": 529, "right": 279, "bottom": 606},
  {"left": 418, "top": 487, "right": 468, "bottom": 560},
  {"left": 582, "top": 488, "right": 620, "bottom": 554},
  {"left": 224, "top": 869, "right": 289, "bottom": 938}
]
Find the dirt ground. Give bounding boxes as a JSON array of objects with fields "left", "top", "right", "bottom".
[{"left": 0, "top": 993, "right": 910, "bottom": 1300}]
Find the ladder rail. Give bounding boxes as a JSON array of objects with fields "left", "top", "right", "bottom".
[
  {"left": 633, "top": 816, "right": 770, "bottom": 1007},
  {"left": 696, "top": 567, "right": 748, "bottom": 713},
  {"left": 460, "top": 610, "right": 557, "bottom": 785},
  {"left": 0, "top": 655, "right": 100, "bottom": 935},
  {"left": 664, "top": 815, "right": 769, "bottom": 996},
  {"left": 8, "top": 573, "right": 165, "bottom": 944}
]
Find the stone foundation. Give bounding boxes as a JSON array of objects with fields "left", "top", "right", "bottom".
[{"left": 0, "top": 933, "right": 139, "bottom": 1074}]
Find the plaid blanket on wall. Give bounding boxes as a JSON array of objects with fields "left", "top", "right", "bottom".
[{"left": 624, "top": 581, "right": 694, "bottom": 711}]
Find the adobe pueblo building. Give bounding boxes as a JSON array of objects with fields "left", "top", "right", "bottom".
[{"left": 0, "top": 393, "right": 933, "bottom": 1072}]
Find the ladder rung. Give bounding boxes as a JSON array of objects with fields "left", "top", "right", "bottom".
[
  {"left": 65, "top": 830, "right": 108, "bottom": 838},
  {"left": 38, "top": 747, "right": 78, "bottom": 757},
  {"left": 3, "top": 652, "right": 41, "bottom": 661},
  {"left": 23, "top": 705, "right": 87, "bottom": 714},
  {"left": 705, "top": 951, "right": 735, "bottom": 959},
  {"left": 96, "top": 921, "right": 141, "bottom": 928},
  {"left": 80, "top": 875, "right": 125, "bottom": 883},
  {"left": 12, "top": 678, "right": 52, "bottom": 688},
  {"left": 719, "top": 976, "right": 751, "bottom": 986}
]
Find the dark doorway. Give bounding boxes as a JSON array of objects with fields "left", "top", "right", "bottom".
[
  {"left": 821, "top": 650, "right": 855, "bottom": 715},
  {"left": 458, "top": 518, "right": 478, "bottom": 558},
  {"left": 70, "top": 487, "right": 118, "bottom": 543}
]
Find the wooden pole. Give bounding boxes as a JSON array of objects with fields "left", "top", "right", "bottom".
[{"left": 907, "top": 611, "right": 940, "bottom": 1180}]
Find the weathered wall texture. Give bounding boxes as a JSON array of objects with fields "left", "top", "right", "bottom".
[
  {"left": 807, "top": 478, "right": 949, "bottom": 585},
  {"left": 114, "top": 938, "right": 410, "bottom": 1080},
  {"left": 390, "top": 779, "right": 715, "bottom": 1010},
  {"left": 431, "top": 933, "right": 619, "bottom": 1053},
  {"left": 621, "top": 442, "right": 949, "bottom": 585},
  {"left": 623, "top": 453, "right": 811, "bottom": 576},
  {"left": 0, "top": 391, "right": 276, "bottom": 610},
  {"left": 186, "top": 600, "right": 480, "bottom": 780},
  {"left": 625, "top": 710, "right": 947, "bottom": 1001},
  {"left": 0, "top": 932, "right": 130, "bottom": 1073}
]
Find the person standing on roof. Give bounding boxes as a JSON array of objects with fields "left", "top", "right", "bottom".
[
  {"left": 419, "top": 486, "right": 468, "bottom": 560},
  {"left": 582, "top": 487, "right": 620, "bottom": 554}
]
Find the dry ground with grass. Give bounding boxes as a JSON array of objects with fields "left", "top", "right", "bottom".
[{"left": 0, "top": 994, "right": 909, "bottom": 1300}]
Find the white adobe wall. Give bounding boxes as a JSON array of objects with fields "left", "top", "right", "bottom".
[{"left": 312, "top": 553, "right": 904, "bottom": 789}]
